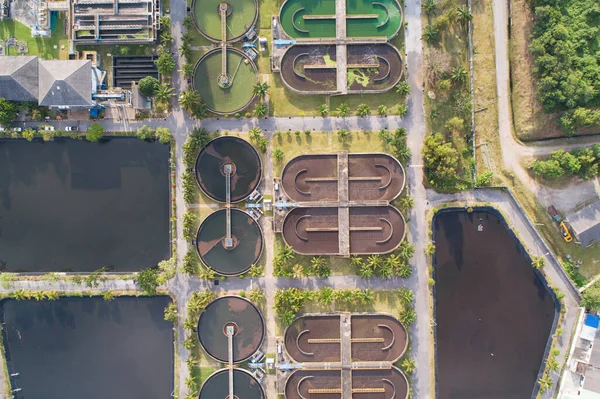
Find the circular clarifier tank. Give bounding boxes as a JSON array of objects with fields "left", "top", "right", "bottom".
[
  {"left": 199, "top": 368, "right": 265, "bottom": 399},
  {"left": 197, "top": 296, "right": 265, "bottom": 363},
  {"left": 193, "top": 48, "right": 258, "bottom": 114},
  {"left": 194, "top": 136, "right": 262, "bottom": 203},
  {"left": 195, "top": 209, "right": 263, "bottom": 276},
  {"left": 192, "top": 0, "right": 258, "bottom": 42}
]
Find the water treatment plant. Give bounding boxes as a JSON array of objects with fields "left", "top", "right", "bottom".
[
  {"left": 197, "top": 296, "right": 266, "bottom": 399},
  {"left": 279, "top": 313, "right": 409, "bottom": 399},
  {"left": 190, "top": 0, "right": 259, "bottom": 114},
  {"left": 275, "top": 151, "right": 406, "bottom": 256},
  {"left": 272, "top": 0, "right": 403, "bottom": 95},
  {"left": 193, "top": 136, "right": 264, "bottom": 275}
]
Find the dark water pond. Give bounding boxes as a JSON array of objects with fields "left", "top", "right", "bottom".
[
  {"left": 434, "top": 209, "right": 556, "bottom": 399},
  {"left": 0, "top": 139, "right": 170, "bottom": 272},
  {"left": 1, "top": 296, "right": 173, "bottom": 399}
]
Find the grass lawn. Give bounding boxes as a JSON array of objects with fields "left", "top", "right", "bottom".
[
  {"left": 191, "top": 348, "right": 220, "bottom": 386},
  {"left": 272, "top": 130, "right": 388, "bottom": 176},
  {"left": 472, "top": 0, "right": 501, "bottom": 183},
  {"left": 0, "top": 13, "right": 68, "bottom": 59}
]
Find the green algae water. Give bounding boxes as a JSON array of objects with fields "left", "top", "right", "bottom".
[
  {"left": 346, "top": 0, "right": 402, "bottom": 37},
  {"left": 193, "top": 0, "right": 257, "bottom": 41},
  {"left": 280, "top": 0, "right": 336, "bottom": 38},
  {"left": 194, "top": 49, "right": 257, "bottom": 114}
]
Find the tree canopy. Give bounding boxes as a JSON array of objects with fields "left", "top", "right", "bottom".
[
  {"left": 138, "top": 76, "right": 160, "bottom": 97},
  {"left": 0, "top": 98, "right": 18, "bottom": 126}
]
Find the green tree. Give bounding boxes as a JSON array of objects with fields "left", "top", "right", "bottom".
[
  {"left": 451, "top": 66, "right": 468, "bottom": 83},
  {"left": 356, "top": 104, "right": 371, "bottom": 117},
  {"left": 248, "top": 264, "right": 263, "bottom": 278},
  {"left": 180, "top": 63, "right": 195, "bottom": 79},
  {"left": 22, "top": 128, "right": 36, "bottom": 141},
  {"left": 164, "top": 302, "right": 178, "bottom": 324},
  {"left": 398, "top": 103, "right": 409, "bottom": 117},
  {"left": 396, "top": 81, "right": 410, "bottom": 96},
  {"left": 274, "top": 148, "right": 284, "bottom": 162},
  {"left": 137, "top": 125, "right": 155, "bottom": 140},
  {"left": 292, "top": 264, "right": 305, "bottom": 279},
  {"left": 103, "top": 291, "right": 115, "bottom": 301},
  {"left": 179, "top": 90, "right": 202, "bottom": 114},
  {"left": 86, "top": 122, "right": 104, "bottom": 142},
  {"left": 0, "top": 98, "right": 18, "bottom": 126},
  {"left": 378, "top": 105, "right": 388, "bottom": 116},
  {"left": 538, "top": 374, "right": 553, "bottom": 392},
  {"left": 532, "top": 256, "right": 546, "bottom": 269},
  {"left": 138, "top": 76, "right": 160, "bottom": 97},
  {"left": 402, "top": 358, "right": 416, "bottom": 374},
  {"left": 318, "top": 103, "right": 329, "bottom": 117},
  {"left": 399, "top": 307, "right": 416, "bottom": 326},
  {"left": 399, "top": 195, "right": 415, "bottom": 211},
  {"left": 198, "top": 266, "right": 216, "bottom": 281},
  {"left": 337, "top": 129, "right": 349, "bottom": 142},
  {"left": 183, "top": 14, "right": 194, "bottom": 29},
  {"left": 155, "top": 52, "right": 176, "bottom": 76},
  {"left": 156, "top": 127, "right": 171, "bottom": 144},
  {"left": 426, "top": 242, "right": 436, "bottom": 256},
  {"left": 254, "top": 102, "right": 267, "bottom": 117},
  {"left": 422, "top": 24, "right": 439, "bottom": 43},
  {"left": 248, "top": 288, "right": 265, "bottom": 303},
  {"left": 155, "top": 84, "right": 174, "bottom": 106},
  {"left": 422, "top": 133, "right": 461, "bottom": 188},
  {"left": 253, "top": 82, "right": 270, "bottom": 99},
  {"left": 137, "top": 268, "right": 160, "bottom": 294},
  {"left": 311, "top": 256, "right": 330, "bottom": 277},
  {"left": 318, "top": 287, "right": 334, "bottom": 304},
  {"left": 456, "top": 5, "right": 473, "bottom": 23},
  {"left": 336, "top": 102, "right": 350, "bottom": 117},
  {"left": 398, "top": 287, "right": 414, "bottom": 304},
  {"left": 358, "top": 263, "right": 374, "bottom": 279},
  {"left": 422, "top": 0, "right": 437, "bottom": 15},
  {"left": 179, "top": 42, "right": 192, "bottom": 59}
]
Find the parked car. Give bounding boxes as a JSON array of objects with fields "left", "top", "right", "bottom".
[
  {"left": 65, "top": 126, "right": 78, "bottom": 132},
  {"left": 43, "top": 125, "right": 55, "bottom": 131},
  {"left": 0, "top": 127, "right": 5, "bottom": 132},
  {"left": 13, "top": 127, "right": 22, "bottom": 133}
]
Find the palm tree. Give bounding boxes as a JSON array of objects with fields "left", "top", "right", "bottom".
[
  {"left": 198, "top": 266, "right": 216, "bottom": 281},
  {"left": 422, "top": 24, "right": 439, "bottom": 43},
  {"left": 337, "top": 129, "right": 349, "bottom": 142},
  {"left": 399, "top": 195, "right": 415, "bottom": 211},
  {"left": 399, "top": 307, "right": 416, "bottom": 326},
  {"left": 356, "top": 103, "right": 371, "bottom": 117},
  {"left": 395, "top": 147, "right": 412, "bottom": 163},
  {"left": 336, "top": 102, "right": 350, "bottom": 117},
  {"left": 180, "top": 63, "right": 195, "bottom": 79},
  {"left": 538, "top": 374, "right": 553, "bottom": 392},
  {"left": 378, "top": 105, "right": 388, "bottom": 116},
  {"left": 254, "top": 102, "right": 267, "bottom": 117},
  {"left": 400, "top": 241, "right": 415, "bottom": 261},
  {"left": 547, "top": 356, "right": 559, "bottom": 371},
  {"left": 456, "top": 5, "right": 473, "bottom": 23},
  {"left": 181, "top": 33, "right": 193, "bottom": 46},
  {"left": 183, "top": 14, "right": 194, "bottom": 30},
  {"left": 385, "top": 254, "right": 401, "bottom": 273},
  {"left": 358, "top": 264, "right": 374, "bottom": 279},
  {"left": 279, "top": 245, "right": 295, "bottom": 264},
  {"left": 396, "top": 81, "right": 410, "bottom": 96},
  {"left": 248, "top": 264, "right": 263, "bottom": 278},
  {"left": 274, "top": 148, "right": 284, "bottom": 162},
  {"left": 359, "top": 288, "right": 375, "bottom": 303},
  {"left": 398, "top": 103, "right": 409, "bottom": 117},
  {"left": 532, "top": 256, "right": 546, "bottom": 269},
  {"left": 292, "top": 264, "right": 304, "bottom": 279},
  {"left": 179, "top": 42, "right": 191, "bottom": 59},
  {"left": 367, "top": 254, "right": 382, "bottom": 270},
  {"left": 398, "top": 263, "right": 413, "bottom": 278},
  {"left": 318, "top": 287, "right": 334, "bottom": 304},
  {"left": 398, "top": 287, "right": 415, "bottom": 304},
  {"left": 156, "top": 84, "right": 174, "bottom": 106},
  {"left": 426, "top": 242, "right": 436, "bottom": 255},
  {"left": 33, "top": 291, "right": 47, "bottom": 301},
  {"left": 161, "top": 31, "right": 173, "bottom": 47},
  {"left": 179, "top": 90, "right": 201, "bottom": 114},
  {"left": 318, "top": 103, "right": 329, "bottom": 117},
  {"left": 253, "top": 82, "right": 270, "bottom": 99},
  {"left": 248, "top": 288, "right": 265, "bottom": 303},
  {"left": 249, "top": 127, "right": 263, "bottom": 142},
  {"left": 350, "top": 255, "right": 363, "bottom": 268},
  {"left": 183, "top": 317, "right": 196, "bottom": 331},
  {"left": 451, "top": 66, "right": 468, "bottom": 83},
  {"left": 402, "top": 358, "right": 416, "bottom": 374},
  {"left": 422, "top": 0, "right": 437, "bottom": 15}
]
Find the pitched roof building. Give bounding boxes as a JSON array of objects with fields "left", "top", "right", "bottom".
[
  {"left": 38, "top": 60, "right": 93, "bottom": 107},
  {"left": 0, "top": 56, "right": 94, "bottom": 108},
  {"left": 566, "top": 200, "right": 600, "bottom": 248},
  {"left": 0, "top": 56, "right": 40, "bottom": 102}
]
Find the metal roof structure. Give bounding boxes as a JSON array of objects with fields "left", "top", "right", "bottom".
[
  {"left": 566, "top": 200, "right": 600, "bottom": 248},
  {"left": 0, "top": 56, "right": 39, "bottom": 102}
]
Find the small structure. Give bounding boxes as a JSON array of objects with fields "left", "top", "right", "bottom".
[
  {"left": 561, "top": 314, "right": 600, "bottom": 399},
  {"left": 566, "top": 201, "right": 600, "bottom": 248}
]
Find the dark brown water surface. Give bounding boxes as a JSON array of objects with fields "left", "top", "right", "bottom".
[
  {"left": 434, "top": 209, "right": 556, "bottom": 399},
  {"left": 0, "top": 139, "right": 169, "bottom": 272},
  {"left": 1, "top": 296, "right": 173, "bottom": 399}
]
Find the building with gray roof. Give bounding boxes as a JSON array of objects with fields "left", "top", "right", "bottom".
[
  {"left": 566, "top": 200, "right": 600, "bottom": 248},
  {"left": 0, "top": 56, "right": 94, "bottom": 108},
  {"left": 0, "top": 56, "right": 39, "bottom": 102},
  {"left": 39, "top": 60, "right": 93, "bottom": 107}
]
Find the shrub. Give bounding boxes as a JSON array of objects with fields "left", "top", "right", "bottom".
[{"left": 86, "top": 123, "right": 104, "bottom": 142}]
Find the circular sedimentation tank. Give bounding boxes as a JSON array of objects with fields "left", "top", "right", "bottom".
[
  {"left": 197, "top": 296, "right": 265, "bottom": 363},
  {"left": 195, "top": 208, "right": 263, "bottom": 275},
  {"left": 200, "top": 368, "right": 265, "bottom": 399},
  {"left": 192, "top": 0, "right": 258, "bottom": 42},
  {"left": 193, "top": 48, "right": 257, "bottom": 114},
  {"left": 194, "top": 136, "right": 262, "bottom": 203}
]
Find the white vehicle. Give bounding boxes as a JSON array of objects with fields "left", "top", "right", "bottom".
[
  {"left": 65, "top": 126, "right": 78, "bottom": 132},
  {"left": 13, "top": 127, "right": 22, "bottom": 133},
  {"left": 43, "top": 125, "right": 55, "bottom": 131},
  {"left": 0, "top": 127, "right": 5, "bottom": 132}
]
